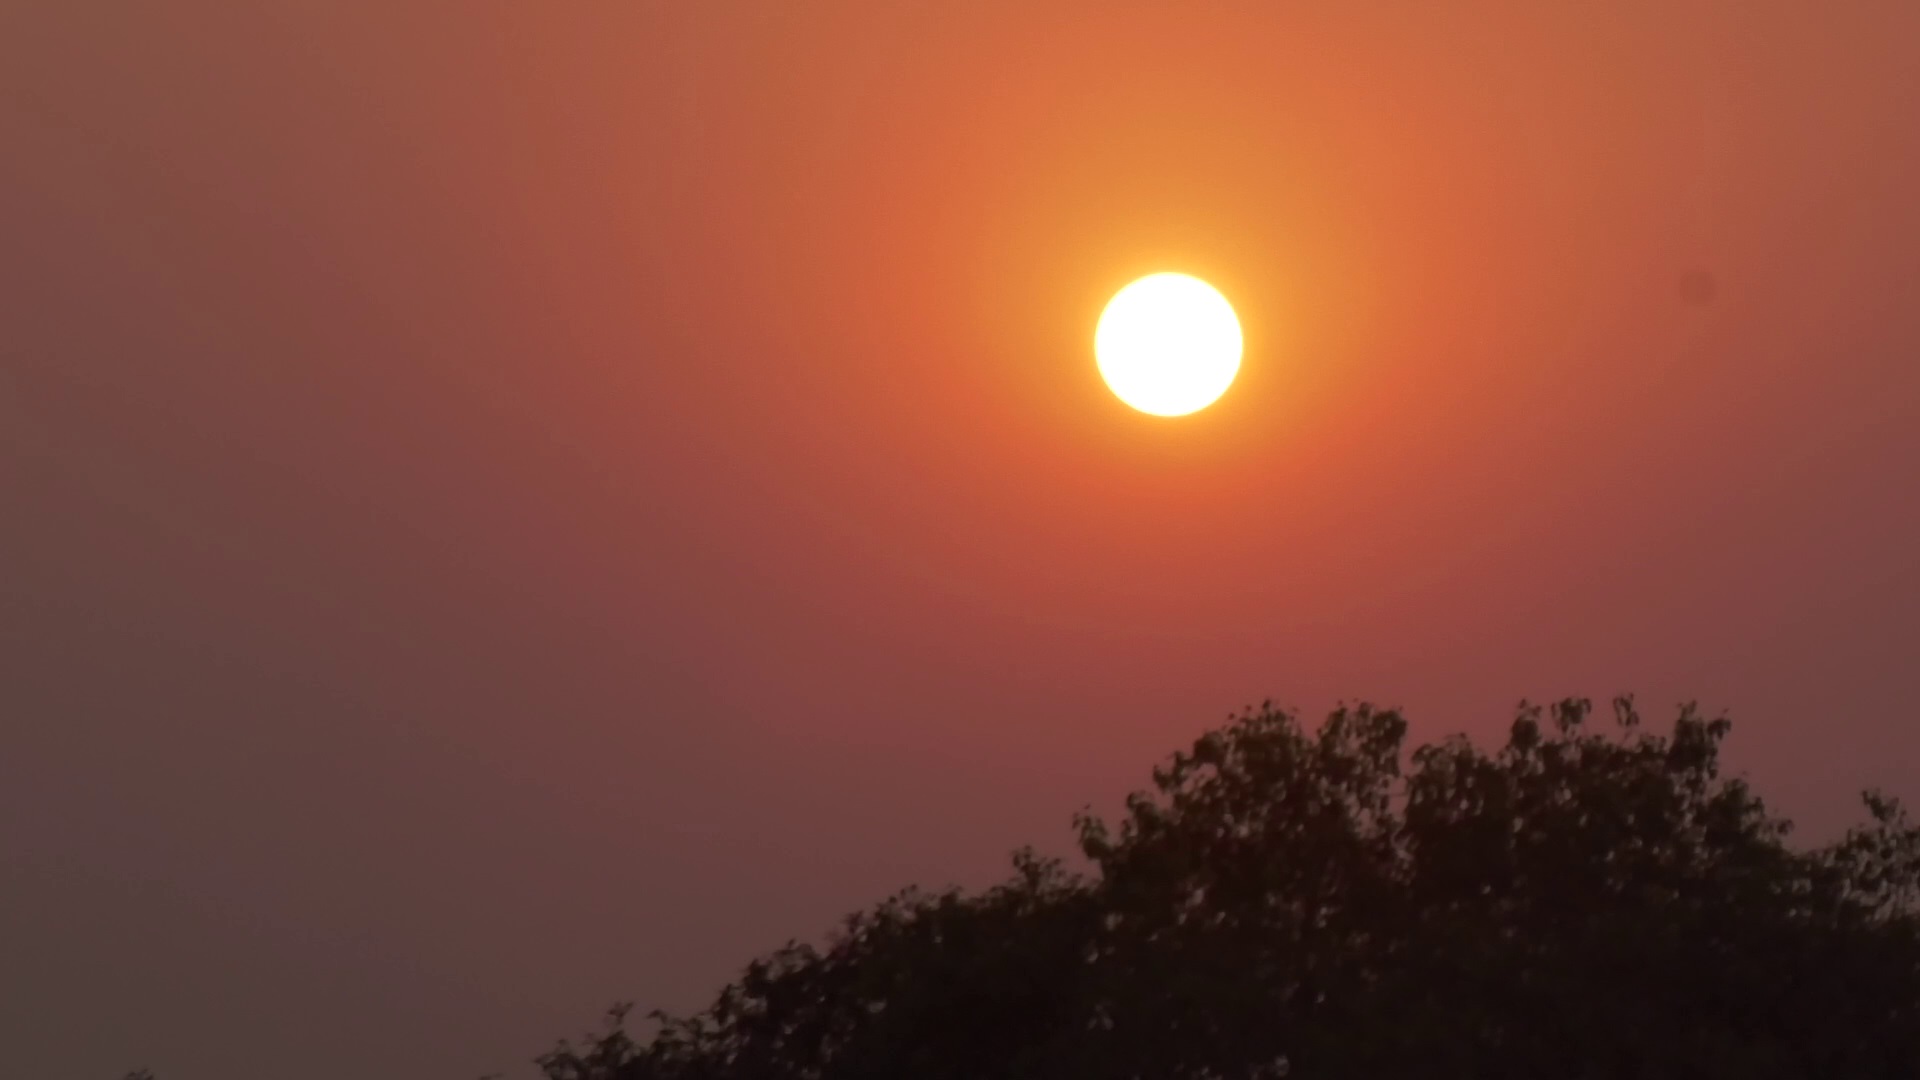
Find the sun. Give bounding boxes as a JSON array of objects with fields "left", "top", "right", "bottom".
[{"left": 1095, "top": 273, "right": 1243, "bottom": 417}]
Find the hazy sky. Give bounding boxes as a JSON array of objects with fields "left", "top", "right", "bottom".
[{"left": 4, "top": 3, "right": 1918, "bottom": 1077}]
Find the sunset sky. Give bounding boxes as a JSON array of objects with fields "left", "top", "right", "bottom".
[{"left": 4, "top": 3, "right": 1919, "bottom": 1077}]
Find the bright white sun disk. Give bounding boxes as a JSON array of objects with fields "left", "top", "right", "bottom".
[{"left": 1095, "top": 273, "right": 1242, "bottom": 417}]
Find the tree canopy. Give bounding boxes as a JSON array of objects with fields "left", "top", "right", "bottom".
[{"left": 538, "top": 699, "right": 1920, "bottom": 1079}]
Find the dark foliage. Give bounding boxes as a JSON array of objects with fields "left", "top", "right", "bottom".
[{"left": 539, "top": 699, "right": 1920, "bottom": 1079}]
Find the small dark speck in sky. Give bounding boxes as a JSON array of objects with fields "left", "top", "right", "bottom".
[{"left": 1679, "top": 268, "right": 1719, "bottom": 306}]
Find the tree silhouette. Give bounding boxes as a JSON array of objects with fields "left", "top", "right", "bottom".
[{"left": 539, "top": 699, "right": 1920, "bottom": 1079}]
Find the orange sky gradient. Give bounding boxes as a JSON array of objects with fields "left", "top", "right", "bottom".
[{"left": 4, "top": 3, "right": 1919, "bottom": 1077}]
